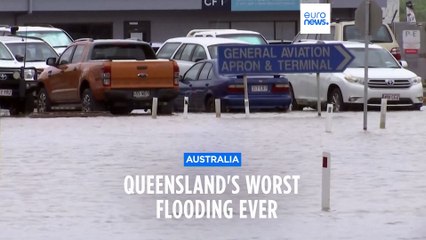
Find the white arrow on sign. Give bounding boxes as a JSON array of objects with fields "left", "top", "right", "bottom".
[{"left": 335, "top": 45, "right": 354, "bottom": 71}]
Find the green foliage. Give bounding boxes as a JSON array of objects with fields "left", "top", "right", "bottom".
[{"left": 400, "top": 0, "right": 426, "bottom": 22}]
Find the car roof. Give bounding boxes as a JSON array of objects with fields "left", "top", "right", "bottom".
[
  {"left": 194, "top": 29, "right": 262, "bottom": 35},
  {"left": 0, "top": 26, "right": 65, "bottom": 32},
  {"left": 0, "top": 35, "right": 45, "bottom": 43},
  {"left": 163, "top": 37, "right": 249, "bottom": 45},
  {"left": 294, "top": 40, "right": 384, "bottom": 49}
]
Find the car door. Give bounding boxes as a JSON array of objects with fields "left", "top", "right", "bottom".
[
  {"left": 66, "top": 44, "right": 86, "bottom": 101},
  {"left": 180, "top": 62, "right": 204, "bottom": 111},
  {"left": 190, "top": 62, "right": 213, "bottom": 110},
  {"left": 47, "top": 45, "right": 75, "bottom": 103}
]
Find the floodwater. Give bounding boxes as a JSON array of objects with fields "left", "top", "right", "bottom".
[{"left": 1, "top": 110, "right": 425, "bottom": 239}]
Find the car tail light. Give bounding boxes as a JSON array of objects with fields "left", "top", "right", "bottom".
[
  {"left": 173, "top": 61, "right": 179, "bottom": 86},
  {"left": 227, "top": 84, "right": 244, "bottom": 94},
  {"left": 271, "top": 83, "right": 289, "bottom": 93},
  {"left": 102, "top": 66, "right": 111, "bottom": 86},
  {"left": 390, "top": 47, "right": 401, "bottom": 60}
]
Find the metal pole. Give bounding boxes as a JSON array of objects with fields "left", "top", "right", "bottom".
[
  {"left": 363, "top": 0, "right": 370, "bottom": 131},
  {"left": 243, "top": 75, "right": 250, "bottom": 117},
  {"left": 152, "top": 97, "right": 158, "bottom": 119},
  {"left": 183, "top": 96, "right": 189, "bottom": 119},
  {"left": 215, "top": 98, "right": 221, "bottom": 118},
  {"left": 317, "top": 73, "right": 321, "bottom": 117}
]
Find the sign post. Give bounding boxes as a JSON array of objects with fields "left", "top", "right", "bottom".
[{"left": 355, "top": 0, "right": 383, "bottom": 131}]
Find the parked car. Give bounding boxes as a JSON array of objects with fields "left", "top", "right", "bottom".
[
  {"left": 0, "top": 35, "right": 59, "bottom": 75},
  {"left": 187, "top": 29, "right": 268, "bottom": 45},
  {"left": 156, "top": 37, "right": 249, "bottom": 76},
  {"left": 292, "top": 20, "right": 401, "bottom": 60},
  {"left": 287, "top": 41, "right": 423, "bottom": 111},
  {"left": 37, "top": 39, "right": 179, "bottom": 115},
  {"left": 174, "top": 59, "right": 292, "bottom": 112},
  {"left": 0, "top": 25, "right": 74, "bottom": 54}
]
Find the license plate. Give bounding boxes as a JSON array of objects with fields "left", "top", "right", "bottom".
[
  {"left": 133, "top": 90, "right": 149, "bottom": 98},
  {"left": 382, "top": 93, "right": 400, "bottom": 101},
  {"left": 0, "top": 89, "right": 12, "bottom": 96},
  {"left": 251, "top": 85, "right": 268, "bottom": 92}
]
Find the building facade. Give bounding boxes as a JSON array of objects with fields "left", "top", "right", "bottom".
[{"left": 0, "top": 0, "right": 398, "bottom": 42}]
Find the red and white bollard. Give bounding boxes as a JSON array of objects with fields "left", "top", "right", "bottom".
[{"left": 322, "top": 152, "right": 331, "bottom": 211}]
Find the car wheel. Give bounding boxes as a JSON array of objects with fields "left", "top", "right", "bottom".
[
  {"left": 37, "top": 88, "right": 51, "bottom": 113},
  {"left": 158, "top": 101, "right": 173, "bottom": 115},
  {"left": 81, "top": 88, "right": 104, "bottom": 112},
  {"left": 205, "top": 96, "right": 225, "bottom": 113},
  {"left": 289, "top": 84, "right": 302, "bottom": 111},
  {"left": 329, "top": 87, "right": 346, "bottom": 112}
]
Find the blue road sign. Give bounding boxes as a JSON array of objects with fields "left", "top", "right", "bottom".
[{"left": 217, "top": 44, "right": 354, "bottom": 75}]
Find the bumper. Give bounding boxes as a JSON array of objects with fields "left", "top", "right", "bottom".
[
  {"left": 222, "top": 94, "right": 292, "bottom": 110},
  {"left": 341, "top": 83, "right": 424, "bottom": 107},
  {"left": 104, "top": 88, "right": 179, "bottom": 107}
]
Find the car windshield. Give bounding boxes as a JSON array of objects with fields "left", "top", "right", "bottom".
[
  {"left": 6, "top": 42, "right": 58, "bottom": 62},
  {"left": 0, "top": 43, "right": 14, "bottom": 60},
  {"left": 217, "top": 34, "right": 267, "bottom": 44},
  {"left": 343, "top": 25, "right": 392, "bottom": 43},
  {"left": 348, "top": 48, "right": 400, "bottom": 68},
  {"left": 19, "top": 30, "right": 73, "bottom": 48}
]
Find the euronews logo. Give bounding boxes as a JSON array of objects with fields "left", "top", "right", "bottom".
[
  {"left": 300, "top": 3, "right": 331, "bottom": 34},
  {"left": 303, "top": 12, "right": 329, "bottom": 26}
]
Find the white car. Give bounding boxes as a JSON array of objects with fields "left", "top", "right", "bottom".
[
  {"left": 187, "top": 29, "right": 268, "bottom": 45},
  {"left": 0, "top": 26, "right": 74, "bottom": 54},
  {"left": 156, "top": 37, "right": 249, "bottom": 75},
  {"left": 287, "top": 41, "right": 424, "bottom": 111},
  {"left": 0, "top": 35, "right": 59, "bottom": 76}
]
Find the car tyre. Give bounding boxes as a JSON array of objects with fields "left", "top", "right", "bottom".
[
  {"left": 81, "top": 88, "right": 104, "bottom": 112},
  {"left": 205, "top": 96, "right": 225, "bottom": 113},
  {"left": 158, "top": 101, "right": 173, "bottom": 115},
  {"left": 37, "top": 88, "right": 51, "bottom": 113},
  {"left": 289, "top": 84, "right": 302, "bottom": 111},
  {"left": 329, "top": 87, "right": 346, "bottom": 112}
]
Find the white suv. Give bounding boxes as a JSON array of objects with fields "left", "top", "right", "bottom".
[
  {"left": 286, "top": 41, "right": 423, "bottom": 111},
  {"left": 0, "top": 25, "right": 73, "bottom": 54},
  {"left": 0, "top": 35, "right": 58, "bottom": 74},
  {"left": 293, "top": 21, "right": 401, "bottom": 60},
  {"left": 157, "top": 37, "right": 249, "bottom": 75},
  {"left": 187, "top": 29, "right": 268, "bottom": 45}
]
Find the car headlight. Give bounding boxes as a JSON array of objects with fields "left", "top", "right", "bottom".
[
  {"left": 410, "top": 76, "right": 422, "bottom": 85},
  {"left": 344, "top": 74, "right": 364, "bottom": 84},
  {"left": 24, "top": 69, "right": 36, "bottom": 81}
]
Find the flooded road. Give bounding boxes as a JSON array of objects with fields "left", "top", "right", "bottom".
[{"left": 1, "top": 110, "right": 426, "bottom": 239}]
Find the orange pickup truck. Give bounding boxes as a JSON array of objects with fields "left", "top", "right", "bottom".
[{"left": 36, "top": 39, "right": 179, "bottom": 114}]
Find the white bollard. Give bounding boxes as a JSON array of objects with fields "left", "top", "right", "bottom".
[
  {"left": 244, "top": 99, "right": 250, "bottom": 117},
  {"left": 322, "top": 152, "right": 331, "bottom": 211},
  {"left": 183, "top": 96, "right": 189, "bottom": 119},
  {"left": 152, "top": 97, "right": 158, "bottom": 119},
  {"left": 380, "top": 98, "right": 387, "bottom": 129},
  {"left": 215, "top": 98, "right": 221, "bottom": 118},
  {"left": 325, "top": 104, "right": 333, "bottom": 133}
]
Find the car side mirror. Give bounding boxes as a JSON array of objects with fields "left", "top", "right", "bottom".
[
  {"left": 179, "top": 75, "right": 189, "bottom": 84},
  {"left": 399, "top": 60, "right": 408, "bottom": 68},
  {"left": 15, "top": 54, "right": 24, "bottom": 62},
  {"left": 46, "top": 57, "right": 57, "bottom": 66}
]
